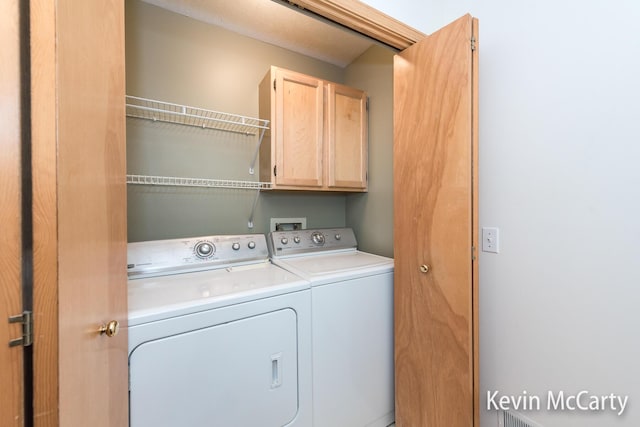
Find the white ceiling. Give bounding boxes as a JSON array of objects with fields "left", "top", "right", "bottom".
[{"left": 140, "top": 0, "right": 378, "bottom": 67}]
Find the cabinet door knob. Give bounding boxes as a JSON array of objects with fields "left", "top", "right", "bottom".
[
  {"left": 99, "top": 320, "right": 120, "bottom": 337},
  {"left": 419, "top": 264, "right": 430, "bottom": 274}
]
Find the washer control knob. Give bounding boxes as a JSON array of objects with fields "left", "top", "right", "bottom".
[
  {"left": 195, "top": 241, "right": 215, "bottom": 259},
  {"left": 335, "top": 234, "right": 341, "bottom": 240},
  {"left": 248, "top": 241, "right": 256, "bottom": 249},
  {"left": 232, "top": 242, "right": 241, "bottom": 251},
  {"left": 311, "top": 231, "right": 325, "bottom": 245},
  {"left": 293, "top": 236, "right": 301, "bottom": 244},
  {"left": 281, "top": 237, "right": 289, "bottom": 245}
]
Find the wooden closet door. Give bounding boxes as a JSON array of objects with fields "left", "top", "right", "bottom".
[
  {"left": 30, "top": 1, "right": 128, "bottom": 425},
  {"left": 56, "top": 1, "right": 128, "bottom": 425},
  {"left": 0, "top": 1, "right": 24, "bottom": 425},
  {"left": 393, "top": 14, "right": 478, "bottom": 427}
]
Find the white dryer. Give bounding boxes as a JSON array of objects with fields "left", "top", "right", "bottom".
[
  {"left": 127, "top": 234, "right": 311, "bottom": 427},
  {"left": 268, "top": 228, "right": 394, "bottom": 427}
]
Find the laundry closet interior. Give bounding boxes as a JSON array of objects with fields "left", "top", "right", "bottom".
[
  {"left": 125, "top": 1, "right": 397, "bottom": 425},
  {"left": 124, "top": 1, "right": 478, "bottom": 426},
  {"left": 125, "top": 0, "right": 395, "bottom": 257}
]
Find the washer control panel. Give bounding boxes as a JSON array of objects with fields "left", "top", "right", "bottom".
[
  {"left": 268, "top": 228, "right": 357, "bottom": 256},
  {"left": 194, "top": 241, "right": 216, "bottom": 259},
  {"left": 127, "top": 234, "right": 268, "bottom": 279}
]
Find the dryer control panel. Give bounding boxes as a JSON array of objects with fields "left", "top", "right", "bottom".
[
  {"left": 127, "top": 234, "right": 269, "bottom": 279},
  {"left": 268, "top": 228, "right": 357, "bottom": 257}
]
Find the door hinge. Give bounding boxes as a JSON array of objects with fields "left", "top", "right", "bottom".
[
  {"left": 366, "top": 97, "right": 370, "bottom": 112},
  {"left": 472, "top": 245, "right": 477, "bottom": 261},
  {"left": 471, "top": 36, "right": 477, "bottom": 51},
  {"left": 273, "top": 165, "right": 277, "bottom": 176},
  {"left": 273, "top": 79, "right": 276, "bottom": 90},
  {"left": 8, "top": 310, "right": 33, "bottom": 347}
]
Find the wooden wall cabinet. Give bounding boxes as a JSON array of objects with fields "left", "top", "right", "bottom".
[{"left": 259, "top": 66, "right": 368, "bottom": 192}]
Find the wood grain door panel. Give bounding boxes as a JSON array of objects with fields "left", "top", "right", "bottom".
[
  {"left": 30, "top": 1, "right": 129, "bottom": 424},
  {"left": 54, "top": 1, "right": 129, "bottom": 425},
  {"left": 393, "top": 14, "right": 477, "bottom": 427},
  {"left": 31, "top": 0, "right": 59, "bottom": 423},
  {"left": 0, "top": 2, "right": 24, "bottom": 425}
]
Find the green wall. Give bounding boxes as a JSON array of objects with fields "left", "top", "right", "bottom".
[
  {"left": 345, "top": 46, "right": 395, "bottom": 257},
  {"left": 126, "top": 0, "right": 394, "bottom": 257}
]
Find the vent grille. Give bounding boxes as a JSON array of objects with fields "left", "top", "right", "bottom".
[{"left": 499, "top": 410, "right": 542, "bottom": 427}]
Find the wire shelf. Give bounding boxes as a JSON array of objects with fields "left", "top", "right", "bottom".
[
  {"left": 127, "top": 174, "right": 272, "bottom": 190},
  {"left": 126, "top": 95, "right": 269, "bottom": 135}
]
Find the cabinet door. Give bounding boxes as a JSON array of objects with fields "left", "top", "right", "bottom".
[
  {"left": 394, "top": 14, "right": 478, "bottom": 427},
  {"left": 326, "top": 83, "right": 368, "bottom": 190},
  {"left": 275, "top": 69, "right": 324, "bottom": 187}
]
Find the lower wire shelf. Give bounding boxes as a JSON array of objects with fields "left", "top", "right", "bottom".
[{"left": 126, "top": 174, "right": 272, "bottom": 190}]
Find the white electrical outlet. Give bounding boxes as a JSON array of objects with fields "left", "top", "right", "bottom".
[{"left": 482, "top": 227, "right": 499, "bottom": 253}]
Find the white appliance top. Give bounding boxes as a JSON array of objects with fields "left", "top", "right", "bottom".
[
  {"left": 268, "top": 228, "right": 393, "bottom": 284},
  {"left": 128, "top": 262, "right": 308, "bottom": 326},
  {"left": 127, "top": 234, "right": 309, "bottom": 325}
]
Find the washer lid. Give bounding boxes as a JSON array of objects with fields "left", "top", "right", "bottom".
[
  {"left": 273, "top": 251, "right": 394, "bottom": 284},
  {"left": 128, "top": 261, "right": 309, "bottom": 326}
]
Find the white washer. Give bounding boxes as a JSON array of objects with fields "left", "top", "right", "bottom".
[
  {"left": 127, "top": 234, "right": 312, "bottom": 427},
  {"left": 268, "top": 228, "right": 394, "bottom": 427}
]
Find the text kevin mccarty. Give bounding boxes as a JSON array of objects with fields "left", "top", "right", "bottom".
[{"left": 487, "top": 390, "right": 629, "bottom": 416}]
